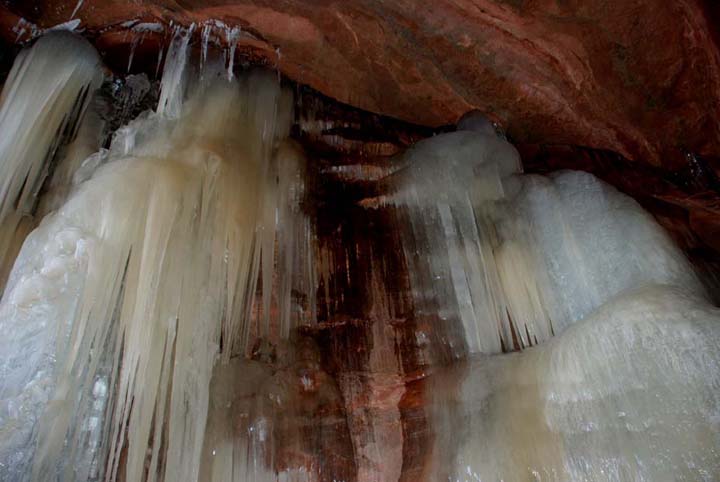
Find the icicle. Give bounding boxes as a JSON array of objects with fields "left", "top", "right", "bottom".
[
  {"left": 378, "top": 118, "right": 705, "bottom": 355},
  {"left": 0, "top": 31, "right": 102, "bottom": 292},
  {"left": 224, "top": 26, "right": 241, "bottom": 81},
  {"left": 69, "top": 0, "right": 84, "bottom": 20},
  {"left": 126, "top": 32, "right": 144, "bottom": 73},
  {"left": 0, "top": 32, "right": 313, "bottom": 477},
  {"left": 275, "top": 47, "right": 282, "bottom": 82},
  {"left": 11, "top": 17, "right": 82, "bottom": 43},
  {"left": 132, "top": 23, "right": 164, "bottom": 33},
  {"left": 272, "top": 141, "right": 316, "bottom": 338},
  {"left": 12, "top": 18, "right": 40, "bottom": 42},
  {"left": 200, "top": 23, "right": 212, "bottom": 72},
  {"left": 35, "top": 93, "right": 106, "bottom": 218},
  {"left": 157, "top": 24, "right": 195, "bottom": 118},
  {"left": 46, "top": 20, "right": 82, "bottom": 33},
  {"left": 126, "top": 21, "right": 164, "bottom": 75},
  {"left": 378, "top": 128, "right": 524, "bottom": 354},
  {"left": 155, "top": 45, "right": 164, "bottom": 79}
]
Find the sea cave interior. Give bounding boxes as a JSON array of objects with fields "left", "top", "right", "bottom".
[{"left": 0, "top": 1, "right": 720, "bottom": 481}]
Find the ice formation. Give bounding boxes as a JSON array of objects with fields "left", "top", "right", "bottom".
[
  {"left": 199, "top": 336, "right": 352, "bottom": 482},
  {"left": 70, "top": 0, "right": 84, "bottom": 20},
  {"left": 0, "top": 29, "right": 314, "bottom": 481},
  {"left": 0, "top": 23, "right": 718, "bottom": 482},
  {"left": 383, "top": 117, "right": 705, "bottom": 354},
  {"left": 428, "top": 285, "right": 720, "bottom": 481},
  {"left": 382, "top": 114, "right": 720, "bottom": 479},
  {"left": 0, "top": 31, "right": 102, "bottom": 289}
]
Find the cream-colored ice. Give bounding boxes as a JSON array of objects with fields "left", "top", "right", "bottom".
[
  {"left": 0, "top": 28, "right": 314, "bottom": 482},
  {"left": 0, "top": 31, "right": 103, "bottom": 289}
]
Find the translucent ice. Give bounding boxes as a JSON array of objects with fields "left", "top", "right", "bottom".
[
  {"left": 428, "top": 285, "right": 720, "bottom": 481},
  {"left": 0, "top": 33, "right": 313, "bottom": 481},
  {"left": 379, "top": 116, "right": 720, "bottom": 480},
  {"left": 382, "top": 121, "right": 705, "bottom": 355},
  {"left": 0, "top": 31, "right": 102, "bottom": 290},
  {"left": 157, "top": 24, "right": 194, "bottom": 118},
  {"left": 517, "top": 170, "right": 704, "bottom": 334},
  {"left": 199, "top": 337, "right": 351, "bottom": 482},
  {"left": 1, "top": 27, "right": 718, "bottom": 482}
]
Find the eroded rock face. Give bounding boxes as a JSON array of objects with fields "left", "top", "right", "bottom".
[{"left": 1, "top": 0, "right": 719, "bottom": 169}]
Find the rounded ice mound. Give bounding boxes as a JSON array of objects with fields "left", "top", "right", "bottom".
[
  {"left": 456, "top": 110, "right": 496, "bottom": 135},
  {"left": 428, "top": 284, "right": 720, "bottom": 481}
]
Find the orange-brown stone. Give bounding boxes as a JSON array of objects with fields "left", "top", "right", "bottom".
[{"left": 1, "top": 0, "right": 719, "bottom": 168}]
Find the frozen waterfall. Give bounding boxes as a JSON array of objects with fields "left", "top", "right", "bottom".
[{"left": 0, "top": 29, "right": 717, "bottom": 482}]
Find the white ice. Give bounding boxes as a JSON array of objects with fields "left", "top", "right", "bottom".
[
  {"left": 384, "top": 114, "right": 720, "bottom": 480},
  {"left": 0, "top": 31, "right": 102, "bottom": 290},
  {"left": 383, "top": 117, "right": 705, "bottom": 354},
  {"left": 0, "top": 29, "right": 313, "bottom": 482}
]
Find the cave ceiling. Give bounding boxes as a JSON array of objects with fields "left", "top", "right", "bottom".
[
  {"left": 1, "top": 0, "right": 719, "bottom": 168},
  {"left": 1, "top": 0, "right": 720, "bottom": 268}
]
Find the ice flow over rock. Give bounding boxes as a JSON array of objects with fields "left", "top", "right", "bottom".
[
  {"left": 0, "top": 28, "right": 314, "bottom": 482},
  {"left": 377, "top": 113, "right": 719, "bottom": 480}
]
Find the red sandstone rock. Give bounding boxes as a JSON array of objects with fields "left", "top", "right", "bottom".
[{"left": 1, "top": 0, "right": 719, "bottom": 168}]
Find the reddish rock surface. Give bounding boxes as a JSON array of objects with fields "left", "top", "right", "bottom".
[{"left": 1, "top": 0, "right": 719, "bottom": 168}]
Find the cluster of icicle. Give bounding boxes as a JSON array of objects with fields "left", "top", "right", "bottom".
[
  {"left": 382, "top": 114, "right": 704, "bottom": 355},
  {"left": 0, "top": 28, "right": 315, "bottom": 481},
  {"left": 1, "top": 24, "right": 719, "bottom": 482},
  {"left": 379, "top": 113, "right": 720, "bottom": 479},
  {"left": 0, "top": 31, "right": 103, "bottom": 289}
]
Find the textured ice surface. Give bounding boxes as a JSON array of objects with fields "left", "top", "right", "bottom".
[
  {"left": 0, "top": 31, "right": 102, "bottom": 289},
  {"left": 429, "top": 285, "right": 720, "bottom": 481},
  {"left": 383, "top": 120, "right": 720, "bottom": 481},
  {"left": 157, "top": 24, "right": 194, "bottom": 118},
  {"left": 0, "top": 31, "right": 313, "bottom": 481},
  {"left": 517, "top": 171, "right": 704, "bottom": 333},
  {"left": 383, "top": 125, "right": 705, "bottom": 355},
  {"left": 0, "top": 222, "right": 91, "bottom": 480},
  {"left": 1, "top": 28, "right": 719, "bottom": 482}
]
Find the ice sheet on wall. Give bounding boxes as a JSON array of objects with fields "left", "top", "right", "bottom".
[{"left": 378, "top": 114, "right": 719, "bottom": 480}]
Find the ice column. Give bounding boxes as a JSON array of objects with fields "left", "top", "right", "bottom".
[
  {"left": 0, "top": 29, "right": 313, "bottom": 482},
  {"left": 0, "top": 31, "right": 103, "bottom": 289}
]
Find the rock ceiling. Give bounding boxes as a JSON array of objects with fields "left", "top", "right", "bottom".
[{"left": 1, "top": 0, "right": 718, "bottom": 168}]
